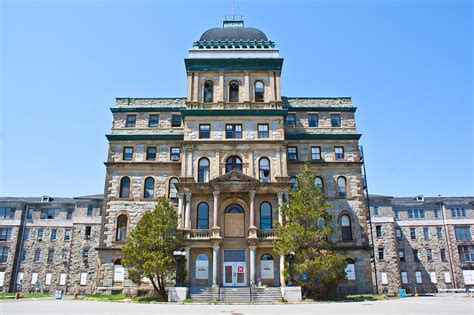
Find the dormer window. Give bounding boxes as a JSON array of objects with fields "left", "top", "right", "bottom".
[
  {"left": 203, "top": 81, "right": 213, "bottom": 103},
  {"left": 254, "top": 81, "right": 264, "bottom": 102},
  {"left": 229, "top": 81, "right": 239, "bottom": 102}
]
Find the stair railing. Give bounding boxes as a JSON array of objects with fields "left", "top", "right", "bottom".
[{"left": 249, "top": 280, "right": 257, "bottom": 302}]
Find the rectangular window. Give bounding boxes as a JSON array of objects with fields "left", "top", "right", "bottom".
[
  {"left": 444, "top": 272, "right": 452, "bottom": 284},
  {"left": 148, "top": 114, "right": 159, "bottom": 127},
  {"left": 85, "top": 226, "right": 92, "bottom": 239},
  {"left": 458, "top": 245, "right": 474, "bottom": 262},
  {"left": 288, "top": 147, "right": 298, "bottom": 161},
  {"left": 399, "top": 250, "right": 405, "bottom": 262},
  {"left": 331, "top": 114, "right": 341, "bottom": 127},
  {"left": 257, "top": 124, "right": 269, "bottom": 139},
  {"left": 50, "top": 229, "right": 57, "bottom": 241},
  {"left": 434, "top": 208, "right": 440, "bottom": 218},
  {"left": 375, "top": 225, "right": 382, "bottom": 238},
  {"left": 34, "top": 249, "right": 40, "bottom": 262},
  {"left": 408, "top": 209, "right": 414, "bottom": 219},
  {"left": 0, "top": 228, "right": 12, "bottom": 241},
  {"left": 123, "top": 147, "right": 133, "bottom": 161},
  {"left": 451, "top": 208, "right": 466, "bottom": 218},
  {"left": 285, "top": 114, "right": 296, "bottom": 127},
  {"left": 45, "top": 273, "right": 52, "bottom": 285},
  {"left": 454, "top": 226, "right": 472, "bottom": 241},
  {"left": 394, "top": 208, "right": 399, "bottom": 219},
  {"left": 410, "top": 228, "right": 416, "bottom": 240},
  {"left": 40, "top": 209, "right": 58, "bottom": 220},
  {"left": 423, "top": 227, "right": 429, "bottom": 240},
  {"left": 31, "top": 272, "right": 38, "bottom": 285},
  {"left": 20, "top": 249, "right": 26, "bottom": 262},
  {"left": 80, "top": 272, "right": 88, "bottom": 285},
  {"left": 225, "top": 124, "right": 242, "bottom": 139},
  {"left": 440, "top": 248, "right": 447, "bottom": 262},
  {"left": 146, "top": 147, "right": 157, "bottom": 161},
  {"left": 62, "top": 250, "right": 70, "bottom": 263},
  {"left": 37, "top": 228, "right": 44, "bottom": 240},
  {"left": 396, "top": 228, "right": 402, "bottom": 239},
  {"left": 308, "top": 114, "right": 319, "bottom": 127},
  {"left": 419, "top": 209, "right": 425, "bottom": 218},
  {"left": 378, "top": 248, "right": 384, "bottom": 260},
  {"left": 59, "top": 273, "right": 67, "bottom": 285},
  {"left": 23, "top": 228, "right": 29, "bottom": 241},
  {"left": 334, "top": 146, "right": 344, "bottom": 160},
  {"left": 401, "top": 272, "right": 408, "bottom": 284},
  {"left": 64, "top": 229, "right": 71, "bottom": 241},
  {"left": 26, "top": 208, "right": 33, "bottom": 220},
  {"left": 87, "top": 205, "right": 93, "bottom": 216},
  {"left": 413, "top": 249, "right": 420, "bottom": 262},
  {"left": 380, "top": 272, "right": 388, "bottom": 285},
  {"left": 170, "top": 147, "right": 180, "bottom": 161},
  {"left": 415, "top": 271, "right": 422, "bottom": 283},
  {"left": 171, "top": 114, "right": 182, "bottom": 127},
  {"left": 437, "top": 227, "right": 443, "bottom": 239},
  {"left": 430, "top": 272, "right": 437, "bottom": 284},
  {"left": 199, "top": 124, "right": 211, "bottom": 139},
  {"left": 66, "top": 209, "right": 73, "bottom": 220},
  {"left": 82, "top": 249, "right": 89, "bottom": 259},
  {"left": 427, "top": 249, "right": 432, "bottom": 261},
  {"left": 311, "top": 147, "right": 321, "bottom": 160},
  {"left": 0, "top": 207, "right": 15, "bottom": 219},
  {"left": 47, "top": 249, "right": 54, "bottom": 263},
  {"left": 0, "top": 247, "right": 8, "bottom": 263},
  {"left": 125, "top": 114, "right": 136, "bottom": 127},
  {"left": 373, "top": 206, "right": 379, "bottom": 216}
]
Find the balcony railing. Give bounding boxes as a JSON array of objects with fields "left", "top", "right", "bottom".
[
  {"left": 189, "top": 229, "right": 211, "bottom": 239},
  {"left": 257, "top": 229, "right": 276, "bottom": 239}
]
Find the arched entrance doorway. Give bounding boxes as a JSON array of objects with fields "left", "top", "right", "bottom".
[{"left": 224, "top": 204, "right": 245, "bottom": 238}]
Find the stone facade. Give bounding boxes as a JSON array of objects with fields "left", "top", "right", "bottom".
[
  {"left": 369, "top": 195, "right": 474, "bottom": 294},
  {"left": 0, "top": 195, "right": 102, "bottom": 294},
  {"left": 96, "top": 18, "right": 373, "bottom": 295}
]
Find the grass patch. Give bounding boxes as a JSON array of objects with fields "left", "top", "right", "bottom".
[
  {"left": 312, "top": 294, "right": 389, "bottom": 302},
  {"left": 182, "top": 298, "right": 193, "bottom": 303},
  {"left": 21, "top": 293, "right": 51, "bottom": 298},
  {"left": 81, "top": 293, "right": 129, "bottom": 301},
  {"left": 132, "top": 295, "right": 165, "bottom": 303}
]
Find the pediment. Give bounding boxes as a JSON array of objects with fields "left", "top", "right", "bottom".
[{"left": 209, "top": 171, "right": 259, "bottom": 184}]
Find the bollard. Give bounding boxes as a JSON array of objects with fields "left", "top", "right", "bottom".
[
  {"left": 15, "top": 292, "right": 20, "bottom": 299},
  {"left": 73, "top": 293, "right": 77, "bottom": 300},
  {"left": 414, "top": 287, "right": 419, "bottom": 297}
]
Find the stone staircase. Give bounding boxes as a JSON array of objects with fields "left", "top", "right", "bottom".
[{"left": 189, "top": 286, "right": 282, "bottom": 303}]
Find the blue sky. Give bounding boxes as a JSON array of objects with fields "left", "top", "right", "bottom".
[{"left": 1, "top": 0, "right": 472, "bottom": 197}]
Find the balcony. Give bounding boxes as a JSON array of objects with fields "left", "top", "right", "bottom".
[
  {"left": 257, "top": 229, "right": 276, "bottom": 239},
  {"left": 186, "top": 229, "right": 211, "bottom": 240}
]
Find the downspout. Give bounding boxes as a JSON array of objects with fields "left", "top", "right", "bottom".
[
  {"left": 441, "top": 200, "right": 457, "bottom": 288},
  {"left": 11, "top": 203, "right": 28, "bottom": 292}
]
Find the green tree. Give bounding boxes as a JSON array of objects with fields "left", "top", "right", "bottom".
[
  {"left": 122, "top": 197, "right": 183, "bottom": 299},
  {"left": 274, "top": 163, "right": 348, "bottom": 299}
]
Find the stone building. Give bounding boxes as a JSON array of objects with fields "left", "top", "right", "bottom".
[
  {"left": 0, "top": 195, "right": 102, "bottom": 294},
  {"left": 369, "top": 195, "right": 474, "bottom": 294},
  {"left": 96, "top": 18, "right": 373, "bottom": 299}
]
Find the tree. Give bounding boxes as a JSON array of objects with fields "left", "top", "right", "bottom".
[
  {"left": 274, "top": 163, "right": 348, "bottom": 299},
  {"left": 122, "top": 197, "right": 183, "bottom": 299}
]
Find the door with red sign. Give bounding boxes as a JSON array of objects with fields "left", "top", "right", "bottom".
[{"left": 223, "top": 262, "right": 246, "bottom": 286}]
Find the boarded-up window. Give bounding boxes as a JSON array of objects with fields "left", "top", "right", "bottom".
[
  {"left": 401, "top": 272, "right": 408, "bottom": 284},
  {"left": 415, "top": 271, "right": 422, "bottom": 284},
  {"left": 59, "top": 273, "right": 67, "bottom": 285},
  {"left": 380, "top": 272, "right": 388, "bottom": 285},
  {"left": 45, "top": 273, "right": 52, "bottom": 285},
  {"left": 80, "top": 272, "right": 87, "bottom": 285}
]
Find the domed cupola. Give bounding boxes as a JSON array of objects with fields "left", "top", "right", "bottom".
[{"left": 193, "top": 20, "right": 275, "bottom": 49}]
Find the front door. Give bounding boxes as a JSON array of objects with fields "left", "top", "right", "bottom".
[{"left": 223, "top": 262, "right": 246, "bottom": 286}]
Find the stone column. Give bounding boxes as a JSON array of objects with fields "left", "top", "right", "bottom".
[
  {"left": 244, "top": 71, "right": 250, "bottom": 102},
  {"left": 192, "top": 72, "right": 199, "bottom": 102},
  {"left": 184, "top": 192, "right": 192, "bottom": 229},
  {"left": 280, "top": 255, "right": 285, "bottom": 287},
  {"left": 178, "top": 192, "right": 184, "bottom": 228},
  {"left": 249, "top": 245, "right": 256, "bottom": 284},
  {"left": 212, "top": 243, "right": 219, "bottom": 287},
  {"left": 249, "top": 190, "right": 256, "bottom": 228},
  {"left": 184, "top": 246, "right": 191, "bottom": 285},
  {"left": 284, "top": 192, "right": 290, "bottom": 207},
  {"left": 218, "top": 72, "right": 224, "bottom": 103},
  {"left": 213, "top": 191, "right": 220, "bottom": 228},
  {"left": 277, "top": 192, "right": 284, "bottom": 224}
]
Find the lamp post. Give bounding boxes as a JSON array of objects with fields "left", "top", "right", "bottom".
[
  {"left": 285, "top": 251, "right": 296, "bottom": 286},
  {"left": 173, "top": 249, "right": 186, "bottom": 287}
]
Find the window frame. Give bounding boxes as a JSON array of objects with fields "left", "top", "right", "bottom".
[
  {"left": 170, "top": 147, "right": 181, "bottom": 160},
  {"left": 125, "top": 114, "right": 136, "bottom": 128},
  {"left": 225, "top": 156, "right": 243, "bottom": 173},
  {"left": 340, "top": 214, "right": 353, "bottom": 241},
  {"left": 308, "top": 114, "right": 319, "bottom": 127},
  {"left": 254, "top": 80, "right": 264, "bottom": 102},
  {"left": 146, "top": 146, "right": 157, "bottom": 161},
  {"left": 148, "top": 114, "right": 160, "bottom": 127},
  {"left": 198, "top": 158, "right": 210, "bottom": 183},
  {"left": 311, "top": 146, "right": 321, "bottom": 161},
  {"left": 199, "top": 124, "right": 211, "bottom": 139},
  {"left": 257, "top": 124, "right": 269, "bottom": 139},
  {"left": 229, "top": 80, "right": 239, "bottom": 103},
  {"left": 259, "top": 202, "right": 272, "bottom": 230},
  {"left": 203, "top": 80, "right": 214, "bottom": 103},
  {"left": 171, "top": 114, "right": 182, "bottom": 127},
  {"left": 337, "top": 176, "right": 347, "bottom": 198},
  {"left": 334, "top": 146, "right": 345, "bottom": 160},
  {"left": 119, "top": 177, "right": 131, "bottom": 199},
  {"left": 258, "top": 157, "right": 271, "bottom": 182},
  {"left": 143, "top": 177, "right": 155, "bottom": 199},
  {"left": 225, "top": 124, "right": 242, "bottom": 139},
  {"left": 331, "top": 114, "right": 341, "bottom": 127},
  {"left": 285, "top": 114, "right": 296, "bottom": 127},
  {"left": 288, "top": 147, "right": 298, "bottom": 161},
  {"left": 123, "top": 147, "right": 133, "bottom": 161},
  {"left": 197, "top": 202, "right": 209, "bottom": 230}
]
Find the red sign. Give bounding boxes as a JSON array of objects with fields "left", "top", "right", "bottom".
[{"left": 237, "top": 266, "right": 244, "bottom": 273}]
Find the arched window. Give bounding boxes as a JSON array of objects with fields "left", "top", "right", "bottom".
[
  {"left": 314, "top": 176, "right": 324, "bottom": 193},
  {"left": 225, "top": 204, "right": 244, "bottom": 213},
  {"left": 116, "top": 214, "right": 128, "bottom": 241},
  {"left": 225, "top": 156, "right": 242, "bottom": 173},
  {"left": 341, "top": 214, "right": 352, "bottom": 241},
  {"left": 289, "top": 176, "right": 297, "bottom": 190},
  {"left": 337, "top": 176, "right": 347, "bottom": 197},
  {"left": 168, "top": 177, "right": 179, "bottom": 199},
  {"left": 261, "top": 253, "right": 273, "bottom": 261},
  {"left": 260, "top": 202, "right": 272, "bottom": 230},
  {"left": 345, "top": 258, "right": 356, "bottom": 280},
  {"left": 143, "top": 177, "right": 154, "bottom": 199},
  {"left": 259, "top": 157, "right": 270, "bottom": 182},
  {"left": 198, "top": 158, "right": 210, "bottom": 183},
  {"left": 119, "top": 177, "right": 130, "bottom": 198},
  {"left": 229, "top": 81, "right": 239, "bottom": 102},
  {"left": 197, "top": 203, "right": 209, "bottom": 230},
  {"left": 203, "top": 81, "right": 213, "bottom": 103},
  {"left": 254, "top": 81, "right": 264, "bottom": 102},
  {"left": 260, "top": 253, "right": 274, "bottom": 280},
  {"left": 196, "top": 254, "right": 209, "bottom": 280}
]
